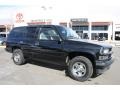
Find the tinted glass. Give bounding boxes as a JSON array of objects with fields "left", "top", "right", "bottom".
[
  {"left": 8, "top": 27, "right": 27, "bottom": 39},
  {"left": 26, "top": 27, "right": 38, "bottom": 39}
]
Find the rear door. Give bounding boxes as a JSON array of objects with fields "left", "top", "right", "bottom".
[{"left": 22, "top": 26, "right": 39, "bottom": 59}]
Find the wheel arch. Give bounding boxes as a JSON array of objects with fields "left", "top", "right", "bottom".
[
  {"left": 12, "top": 46, "right": 21, "bottom": 52},
  {"left": 67, "top": 51, "right": 96, "bottom": 73}
]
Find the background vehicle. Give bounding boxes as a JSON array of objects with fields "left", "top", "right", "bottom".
[
  {"left": 6, "top": 25, "right": 113, "bottom": 82},
  {"left": 0, "top": 36, "right": 6, "bottom": 45}
]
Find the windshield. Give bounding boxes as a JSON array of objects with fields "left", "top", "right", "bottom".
[{"left": 57, "top": 26, "right": 80, "bottom": 40}]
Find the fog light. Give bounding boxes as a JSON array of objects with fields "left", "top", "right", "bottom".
[{"left": 99, "top": 56, "right": 109, "bottom": 60}]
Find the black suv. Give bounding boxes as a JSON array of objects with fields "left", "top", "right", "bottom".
[{"left": 6, "top": 25, "right": 113, "bottom": 82}]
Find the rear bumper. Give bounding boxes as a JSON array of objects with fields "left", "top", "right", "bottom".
[{"left": 95, "top": 58, "right": 114, "bottom": 74}]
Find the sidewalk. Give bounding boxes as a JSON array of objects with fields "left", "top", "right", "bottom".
[{"left": 0, "top": 46, "right": 5, "bottom": 48}]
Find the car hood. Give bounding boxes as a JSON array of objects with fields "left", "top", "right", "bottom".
[{"left": 69, "top": 39, "right": 112, "bottom": 48}]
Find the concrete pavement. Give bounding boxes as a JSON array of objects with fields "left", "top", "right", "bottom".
[{"left": 0, "top": 47, "right": 120, "bottom": 84}]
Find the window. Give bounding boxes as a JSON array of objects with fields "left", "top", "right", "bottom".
[
  {"left": 72, "top": 26, "right": 88, "bottom": 31},
  {"left": 0, "top": 34, "right": 6, "bottom": 37},
  {"left": 83, "top": 33, "right": 89, "bottom": 39},
  {"left": 39, "top": 27, "right": 60, "bottom": 40},
  {"left": 27, "top": 27, "right": 38, "bottom": 39},
  {"left": 91, "top": 33, "right": 98, "bottom": 40},
  {"left": 115, "top": 31, "right": 120, "bottom": 40},
  {"left": 91, "top": 33, "right": 108, "bottom": 40},
  {"left": 92, "top": 26, "right": 108, "bottom": 30},
  {"left": 9, "top": 27, "right": 27, "bottom": 39}
]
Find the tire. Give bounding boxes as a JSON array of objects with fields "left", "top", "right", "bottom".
[
  {"left": 68, "top": 56, "right": 93, "bottom": 82},
  {"left": 12, "top": 49, "right": 26, "bottom": 65}
]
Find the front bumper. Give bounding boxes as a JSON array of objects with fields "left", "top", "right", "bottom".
[{"left": 95, "top": 58, "right": 114, "bottom": 74}]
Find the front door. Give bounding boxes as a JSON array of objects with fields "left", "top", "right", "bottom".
[{"left": 33, "top": 26, "right": 67, "bottom": 66}]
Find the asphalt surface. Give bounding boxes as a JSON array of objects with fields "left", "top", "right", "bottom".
[{"left": 0, "top": 47, "right": 120, "bottom": 85}]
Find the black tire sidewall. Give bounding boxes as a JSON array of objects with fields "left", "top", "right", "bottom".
[
  {"left": 68, "top": 56, "right": 93, "bottom": 82},
  {"left": 13, "top": 49, "right": 25, "bottom": 65}
]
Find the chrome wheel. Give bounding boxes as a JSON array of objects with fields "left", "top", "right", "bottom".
[
  {"left": 13, "top": 53, "right": 21, "bottom": 63},
  {"left": 72, "top": 62, "right": 86, "bottom": 77}
]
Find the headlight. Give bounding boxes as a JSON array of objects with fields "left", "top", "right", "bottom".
[
  {"left": 100, "top": 47, "right": 109, "bottom": 54},
  {"left": 103, "top": 49, "right": 109, "bottom": 54}
]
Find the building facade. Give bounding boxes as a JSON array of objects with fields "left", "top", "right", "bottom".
[
  {"left": 113, "top": 23, "right": 120, "bottom": 41},
  {"left": 0, "top": 13, "right": 119, "bottom": 43},
  {"left": 0, "top": 25, "right": 13, "bottom": 37},
  {"left": 69, "top": 18, "right": 113, "bottom": 42}
]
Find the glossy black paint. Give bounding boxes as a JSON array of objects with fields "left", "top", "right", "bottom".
[{"left": 6, "top": 25, "right": 113, "bottom": 74}]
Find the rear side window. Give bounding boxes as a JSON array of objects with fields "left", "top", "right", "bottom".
[
  {"left": 8, "top": 27, "right": 27, "bottom": 39},
  {"left": 26, "top": 27, "right": 38, "bottom": 39}
]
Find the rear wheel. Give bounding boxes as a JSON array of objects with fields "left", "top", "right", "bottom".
[
  {"left": 68, "top": 56, "right": 93, "bottom": 82},
  {"left": 12, "top": 49, "right": 26, "bottom": 65}
]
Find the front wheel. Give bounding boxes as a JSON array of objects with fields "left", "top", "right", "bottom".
[{"left": 68, "top": 56, "right": 93, "bottom": 82}]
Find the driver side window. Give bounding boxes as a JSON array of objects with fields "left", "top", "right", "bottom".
[{"left": 39, "top": 27, "right": 60, "bottom": 41}]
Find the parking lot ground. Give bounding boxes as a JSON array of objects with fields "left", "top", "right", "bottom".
[{"left": 0, "top": 47, "right": 120, "bottom": 85}]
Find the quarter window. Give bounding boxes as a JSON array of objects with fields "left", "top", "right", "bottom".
[{"left": 9, "top": 27, "right": 27, "bottom": 39}]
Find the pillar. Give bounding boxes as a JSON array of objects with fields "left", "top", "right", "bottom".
[
  {"left": 112, "top": 22, "right": 115, "bottom": 41},
  {"left": 88, "top": 22, "right": 92, "bottom": 40}
]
